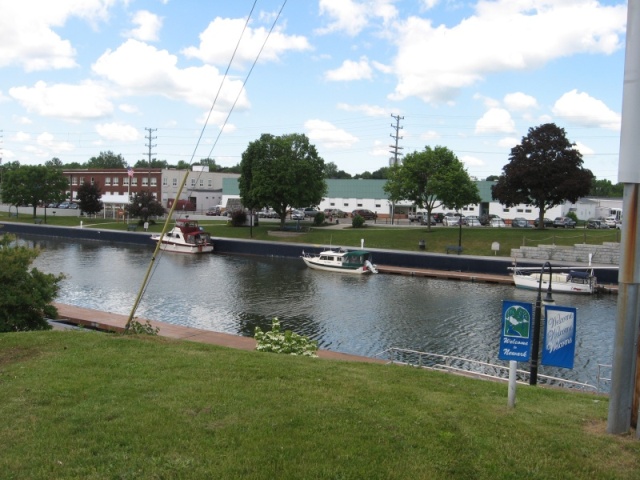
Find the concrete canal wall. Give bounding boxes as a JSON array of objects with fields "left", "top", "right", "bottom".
[{"left": 0, "top": 221, "right": 619, "bottom": 285}]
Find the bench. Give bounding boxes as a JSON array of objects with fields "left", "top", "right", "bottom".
[
  {"left": 34, "top": 219, "right": 43, "bottom": 225},
  {"left": 127, "top": 224, "right": 137, "bottom": 232},
  {"left": 445, "top": 245, "right": 463, "bottom": 255}
]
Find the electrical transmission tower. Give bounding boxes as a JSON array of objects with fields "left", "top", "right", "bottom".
[{"left": 389, "top": 114, "right": 404, "bottom": 167}]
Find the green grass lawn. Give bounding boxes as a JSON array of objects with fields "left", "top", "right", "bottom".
[
  {"left": 1, "top": 331, "right": 638, "bottom": 479},
  {"left": 0, "top": 211, "right": 621, "bottom": 257}
]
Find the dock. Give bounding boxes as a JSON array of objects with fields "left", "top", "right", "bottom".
[
  {"left": 52, "top": 303, "right": 383, "bottom": 364},
  {"left": 376, "top": 265, "right": 513, "bottom": 284}
]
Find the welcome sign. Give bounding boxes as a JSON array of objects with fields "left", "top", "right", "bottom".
[
  {"left": 541, "top": 305, "right": 577, "bottom": 369},
  {"left": 498, "top": 301, "right": 533, "bottom": 362}
]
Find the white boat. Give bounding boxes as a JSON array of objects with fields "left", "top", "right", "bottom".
[
  {"left": 151, "top": 219, "right": 213, "bottom": 254},
  {"left": 510, "top": 266, "right": 596, "bottom": 294},
  {"left": 301, "top": 249, "right": 378, "bottom": 274}
]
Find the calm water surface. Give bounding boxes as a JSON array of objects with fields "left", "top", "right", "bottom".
[{"left": 25, "top": 235, "right": 618, "bottom": 388}]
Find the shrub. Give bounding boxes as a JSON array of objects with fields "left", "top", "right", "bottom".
[
  {"left": 352, "top": 214, "right": 365, "bottom": 228},
  {"left": 314, "top": 212, "right": 325, "bottom": 226},
  {"left": 229, "top": 210, "right": 247, "bottom": 227},
  {"left": 125, "top": 319, "right": 160, "bottom": 336},
  {"left": 566, "top": 211, "right": 578, "bottom": 223},
  {"left": 254, "top": 318, "right": 318, "bottom": 357}
]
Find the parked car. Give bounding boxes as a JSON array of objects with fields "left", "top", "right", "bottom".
[
  {"left": 553, "top": 216, "right": 576, "bottom": 228},
  {"left": 511, "top": 217, "right": 531, "bottom": 228},
  {"left": 586, "top": 218, "right": 610, "bottom": 229},
  {"left": 351, "top": 209, "right": 377, "bottom": 220},
  {"left": 291, "top": 210, "right": 305, "bottom": 220},
  {"left": 490, "top": 218, "right": 507, "bottom": 228},
  {"left": 57, "top": 202, "right": 70, "bottom": 209},
  {"left": 419, "top": 214, "right": 436, "bottom": 225},
  {"left": 325, "top": 208, "right": 348, "bottom": 218},
  {"left": 68, "top": 202, "right": 79, "bottom": 209},
  {"left": 604, "top": 216, "right": 619, "bottom": 228},
  {"left": 431, "top": 212, "right": 444, "bottom": 223},
  {"left": 205, "top": 206, "right": 221, "bottom": 216},
  {"left": 480, "top": 214, "right": 501, "bottom": 226},
  {"left": 442, "top": 215, "right": 460, "bottom": 226},
  {"left": 303, "top": 207, "right": 320, "bottom": 217},
  {"left": 465, "top": 217, "right": 482, "bottom": 227},
  {"left": 533, "top": 217, "right": 553, "bottom": 228}
]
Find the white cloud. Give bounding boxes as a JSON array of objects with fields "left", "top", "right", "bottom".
[
  {"left": 36, "top": 132, "right": 75, "bottom": 154},
  {"left": 473, "top": 94, "right": 500, "bottom": 109},
  {"left": 390, "top": 1, "right": 626, "bottom": 103},
  {"left": 119, "top": 103, "right": 140, "bottom": 114},
  {"left": 337, "top": 103, "right": 387, "bottom": 116},
  {"left": 126, "top": 10, "right": 163, "bottom": 42},
  {"left": 182, "top": 17, "right": 311, "bottom": 68},
  {"left": 12, "top": 115, "right": 32, "bottom": 125},
  {"left": 0, "top": 1, "right": 114, "bottom": 71},
  {"left": 552, "top": 89, "right": 621, "bottom": 130},
  {"left": 96, "top": 123, "right": 141, "bottom": 141},
  {"left": 574, "top": 141, "right": 595, "bottom": 156},
  {"left": 370, "top": 139, "right": 390, "bottom": 157},
  {"left": 14, "top": 131, "right": 31, "bottom": 142},
  {"left": 475, "top": 108, "right": 515, "bottom": 134},
  {"left": 93, "top": 39, "right": 249, "bottom": 112},
  {"left": 420, "top": 130, "right": 440, "bottom": 140},
  {"left": 9, "top": 81, "right": 113, "bottom": 121},
  {"left": 325, "top": 57, "right": 373, "bottom": 81},
  {"left": 504, "top": 92, "right": 538, "bottom": 111},
  {"left": 461, "top": 155, "right": 484, "bottom": 167},
  {"left": 316, "top": 0, "right": 398, "bottom": 36},
  {"left": 305, "top": 119, "right": 359, "bottom": 149}
]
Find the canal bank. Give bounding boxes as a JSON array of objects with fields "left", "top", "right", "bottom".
[{"left": 0, "top": 220, "right": 619, "bottom": 285}]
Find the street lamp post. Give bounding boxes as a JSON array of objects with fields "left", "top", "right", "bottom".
[{"left": 529, "top": 261, "right": 555, "bottom": 386}]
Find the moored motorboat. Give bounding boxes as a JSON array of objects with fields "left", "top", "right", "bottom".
[
  {"left": 151, "top": 219, "right": 213, "bottom": 254},
  {"left": 301, "top": 248, "right": 378, "bottom": 274},
  {"left": 510, "top": 266, "right": 596, "bottom": 294}
]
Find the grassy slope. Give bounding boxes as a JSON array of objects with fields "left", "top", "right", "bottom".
[
  {"left": 1, "top": 331, "right": 638, "bottom": 480},
  {"left": 0, "top": 212, "right": 621, "bottom": 257}
]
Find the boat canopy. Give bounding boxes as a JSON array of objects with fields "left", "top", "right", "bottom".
[
  {"left": 569, "top": 271, "right": 590, "bottom": 279},
  {"left": 342, "top": 250, "right": 370, "bottom": 258}
]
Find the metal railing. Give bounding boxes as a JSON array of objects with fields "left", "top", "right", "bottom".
[{"left": 374, "top": 348, "right": 601, "bottom": 393}]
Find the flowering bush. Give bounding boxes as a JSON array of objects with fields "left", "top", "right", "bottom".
[{"left": 254, "top": 318, "right": 318, "bottom": 357}]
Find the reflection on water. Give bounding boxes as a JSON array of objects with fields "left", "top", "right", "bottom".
[{"left": 26, "top": 235, "right": 618, "bottom": 388}]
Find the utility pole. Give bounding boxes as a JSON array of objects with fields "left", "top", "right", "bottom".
[
  {"left": 145, "top": 127, "right": 157, "bottom": 195},
  {"left": 389, "top": 114, "right": 404, "bottom": 224}
]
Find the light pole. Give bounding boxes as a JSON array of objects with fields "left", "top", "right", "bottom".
[{"left": 529, "top": 261, "right": 555, "bottom": 386}]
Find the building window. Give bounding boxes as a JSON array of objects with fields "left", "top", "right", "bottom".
[
  {"left": 79, "top": 177, "right": 85, "bottom": 185},
  {"left": 163, "top": 177, "right": 168, "bottom": 186},
  {"left": 113, "top": 177, "right": 119, "bottom": 186},
  {"left": 343, "top": 203, "right": 349, "bottom": 207},
  {"left": 71, "top": 176, "right": 78, "bottom": 185},
  {"left": 151, "top": 178, "right": 157, "bottom": 187},
  {"left": 190, "top": 179, "right": 196, "bottom": 187},
  {"left": 172, "top": 178, "right": 177, "bottom": 187},
  {"left": 517, "top": 208, "right": 523, "bottom": 213},
  {"left": 199, "top": 179, "right": 204, "bottom": 187},
  {"left": 357, "top": 200, "right": 363, "bottom": 207},
  {"left": 142, "top": 177, "right": 149, "bottom": 187},
  {"left": 525, "top": 209, "right": 532, "bottom": 213},
  {"left": 105, "top": 177, "right": 111, "bottom": 186},
  {"left": 330, "top": 202, "right": 335, "bottom": 207},
  {"left": 375, "top": 204, "right": 381, "bottom": 208},
  {"left": 123, "top": 178, "right": 129, "bottom": 186},
  {"left": 208, "top": 179, "right": 212, "bottom": 187},
  {"left": 503, "top": 208, "right": 510, "bottom": 212},
  {"left": 91, "top": 177, "right": 95, "bottom": 185},
  {"left": 132, "top": 178, "right": 138, "bottom": 186}
]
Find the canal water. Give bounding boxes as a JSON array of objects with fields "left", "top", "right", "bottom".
[{"left": 24, "top": 235, "right": 617, "bottom": 389}]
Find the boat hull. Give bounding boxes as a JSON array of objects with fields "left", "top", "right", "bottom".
[
  {"left": 302, "top": 256, "right": 369, "bottom": 274},
  {"left": 151, "top": 236, "right": 213, "bottom": 254},
  {"left": 512, "top": 274, "right": 594, "bottom": 294}
]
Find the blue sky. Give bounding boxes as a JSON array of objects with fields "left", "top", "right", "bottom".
[{"left": 0, "top": 0, "right": 628, "bottom": 181}]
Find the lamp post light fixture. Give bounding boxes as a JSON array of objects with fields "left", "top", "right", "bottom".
[{"left": 529, "top": 261, "right": 555, "bottom": 386}]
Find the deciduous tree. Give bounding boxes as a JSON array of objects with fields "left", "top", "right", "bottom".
[
  {"left": 384, "top": 146, "right": 479, "bottom": 230},
  {"left": 0, "top": 234, "right": 64, "bottom": 332},
  {"left": 87, "top": 151, "right": 127, "bottom": 169},
  {"left": 1, "top": 165, "right": 68, "bottom": 217},
  {"left": 239, "top": 133, "right": 327, "bottom": 228},
  {"left": 125, "top": 191, "right": 165, "bottom": 223},
  {"left": 76, "top": 181, "right": 103, "bottom": 215},
  {"left": 492, "top": 124, "right": 593, "bottom": 229}
]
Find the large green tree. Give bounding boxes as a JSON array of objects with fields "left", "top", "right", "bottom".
[
  {"left": 86, "top": 151, "right": 127, "bottom": 169},
  {"left": 492, "top": 123, "right": 593, "bottom": 229},
  {"left": 589, "top": 178, "right": 623, "bottom": 197},
  {"left": 384, "top": 146, "right": 480, "bottom": 231},
  {"left": 0, "top": 234, "right": 64, "bottom": 332},
  {"left": 1, "top": 165, "right": 68, "bottom": 218},
  {"left": 76, "top": 181, "right": 103, "bottom": 215},
  {"left": 239, "top": 133, "right": 327, "bottom": 228}
]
